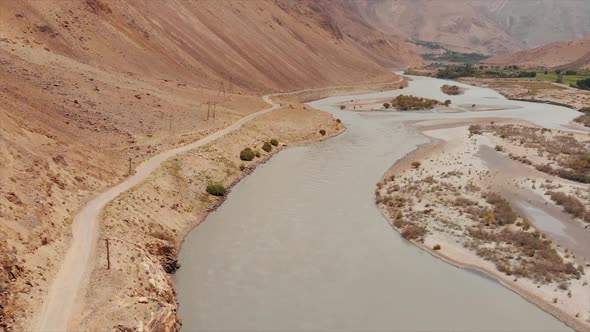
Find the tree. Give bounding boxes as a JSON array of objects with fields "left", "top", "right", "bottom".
[{"left": 556, "top": 73, "right": 564, "bottom": 84}]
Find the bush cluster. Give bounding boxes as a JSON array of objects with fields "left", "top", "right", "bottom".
[
  {"left": 262, "top": 142, "right": 272, "bottom": 152},
  {"left": 270, "top": 138, "right": 279, "bottom": 146},
  {"left": 441, "top": 84, "right": 461, "bottom": 95},
  {"left": 240, "top": 148, "right": 255, "bottom": 161},
  {"left": 485, "top": 192, "right": 517, "bottom": 225},
  {"left": 206, "top": 184, "right": 226, "bottom": 196},
  {"left": 547, "top": 191, "right": 589, "bottom": 222},
  {"left": 390, "top": 95, "right": 439, "bottom": 110}
]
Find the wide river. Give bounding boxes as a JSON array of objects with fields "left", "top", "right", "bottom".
[{"left": 176, "top": 75, "right": 583, "bottom": 331}]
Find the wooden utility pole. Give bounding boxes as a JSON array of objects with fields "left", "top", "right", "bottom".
[
  {"left": 206, "top": 101, "right": 211, "bottom": 122},
  {"left": 105, "top": 238, "right": 110, "bottom": 270}
]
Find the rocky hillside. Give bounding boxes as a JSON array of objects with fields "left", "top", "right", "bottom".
[
  {"left": 0, "top": 1, "right": 422, "bottom": 330},
  {"left": 484, "top": 35, "right": 590, "bottom": 69},
  {"left": 353, "top": 0, "right": 590, "bottom": 55}
]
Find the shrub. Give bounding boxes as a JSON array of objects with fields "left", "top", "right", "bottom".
[
  {"left": 319, "top": 129, "right": 326, "bottom": 136},
  {"left": 485, "top": 192, "right": 517, "bottom": 225},
  {"left": 206, "top": 184, "right": 226, "bottom": 196},
  {"left": 444, "top": 99, "right": 451, "bottom": 106},
  {"left": 494, "top": 145, "right": 504, "bottom": 152},
  {"left": 441, "top": 84, "right": 461, "bottom": 95},
  {"left": 239, "top": 148, "right": 255, "bottom": 161},
  {"left": 547, "top": 191, "right": 588, "bottom": 221},
  {"left": 433, "top": 244, "right": 441, "bottom": 250},
  {"left": 336, "top": 118, "right": 342, "bottom": 123},
  {"left": 468, "top": 124, "right": 482, "bottom": 136},
  {"left": 401, "top": 224, "right": 426, "bottom": 240},
  {"left": 383, "top": 102, "right": 391, "bottom": 109},
  {"left": 411, "top": 161, "right": 421, "bottom": 169},
  {"left": 339, "top": 105, "right": 345, "bottom": 110},
  {"left": 262, "top": 142, "right": 272, "bottom": 152},
  {"left": 573, "top": 114, "right": 590, "bottom": 127},
  {"left": 390, "top": 94, "right": 440, "bottom": 110},
  {"left": 255, "top": 150, "right": 261, "bottom": 158},
  {"left": 270, "top": 138, "right": 279, "bottom": 146}
]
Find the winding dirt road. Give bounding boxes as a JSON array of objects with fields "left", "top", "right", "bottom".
[{"left": 34, "top": 94, "right": 283, "bottom": 331}]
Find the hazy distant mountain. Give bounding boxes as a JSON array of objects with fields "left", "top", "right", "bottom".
[
  {"left": 485, "top": 35, "right": 590, "bottom": 69},
  {"left": 353, "top": 0, "right": 590, "bottom": 55}
]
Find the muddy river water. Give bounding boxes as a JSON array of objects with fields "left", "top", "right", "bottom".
[{"left": 176, "top": 75, "right": 585, "bottom": 331}]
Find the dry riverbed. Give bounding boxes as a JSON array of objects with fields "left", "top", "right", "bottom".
[{"left": 376, "top": 120, "right": 590, "bottom": 331}]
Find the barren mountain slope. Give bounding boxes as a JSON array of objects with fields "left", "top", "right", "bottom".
[
  {"left": 0, "top": 1, "right": 420, "bottom": 330},
  {"left": 353, "top": 0, "right": 590, "bottom": 55},
  {"left": 353, "top": 0, "right": 520, "bottom": 55},
  {"left": 489, "top": 0, "right": 590, "bottom": 50},
  {"left": 484, "top": 35, "right": 590, "bottom": 69}
]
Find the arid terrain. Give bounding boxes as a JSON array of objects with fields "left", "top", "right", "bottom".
[
  {"left": 0, "top": 0, "right": 419, "bottom": 330},
  {"left": 458, "top": 77, "right": 590, "bottom": 112},
  {"left": 354, "top": 0, "right": 590, "bottom": 54},
  {"left": 377, "top": 119, "right": 590, "bottom": 331},
  {"left": 485, "top": 35, "right": 590, "bottom": 69},
  {"left": 2, "top": 1, "right": 590, "bottom": 331}
]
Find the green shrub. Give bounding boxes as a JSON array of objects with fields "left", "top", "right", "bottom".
[
  {"left": 319, "top": 129, "right": 326, "bottom": 136},
  {"left": 270, "top": 138, "right": 279, "bottom": 146},
  {"left": 240, "top": 148, "right": 255, "bottom": 161},
  {"left": 255, "top": 150, "right": 261, "bottom": 158},
  {"left": 262, "top": 142, "right": 272, "bottom": 152},
  {"left": 206, "top": 184, "right": 226, "bottom": 196},
  {"left": 390, "top": 94, "right": 439, "bottom": 110}
]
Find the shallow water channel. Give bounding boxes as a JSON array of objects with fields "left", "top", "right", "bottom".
[{"left": 176, "top": 75, "right": 584, "bottom": 331}]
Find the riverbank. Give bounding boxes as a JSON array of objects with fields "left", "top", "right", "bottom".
[
  {"left": 457, "top": 77, "right": 590, "bottom": 111},
  {"left": 376, "top": 119, "right": 590, "bottom": 331},
  {"left": 65, "top": 79, "right": 408, "bottom": 331}
]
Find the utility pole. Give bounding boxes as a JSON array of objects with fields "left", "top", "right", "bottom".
[
  {"left": 206, "top": 100, "right": 211, "bottom": 122},
  {"left": 105, "top": 238, "right": 110, "bottom": 270},
  {"left": 128, "top": 157, "right": 132, "bottom": 176}
]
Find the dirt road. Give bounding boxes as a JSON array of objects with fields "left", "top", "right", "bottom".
[{"left": 33, "top": 94, "right": 283, "bottom": 331}]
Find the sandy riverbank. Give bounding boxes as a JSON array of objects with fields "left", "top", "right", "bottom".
[{"left": 376, "top": 119, "right": 590, "bottom": 332}]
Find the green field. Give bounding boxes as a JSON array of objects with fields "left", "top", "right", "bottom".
[{"left": 534, "top": 72, "right": 590, "bottom": 85}]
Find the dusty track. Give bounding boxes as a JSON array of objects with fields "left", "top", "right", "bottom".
[{"left": 34, "top": 94, "right": 283, "bottom": 331}]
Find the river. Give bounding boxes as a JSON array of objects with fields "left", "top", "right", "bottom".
[{"left": 176, "top": 75, "right": 583, "bottom": 331}]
